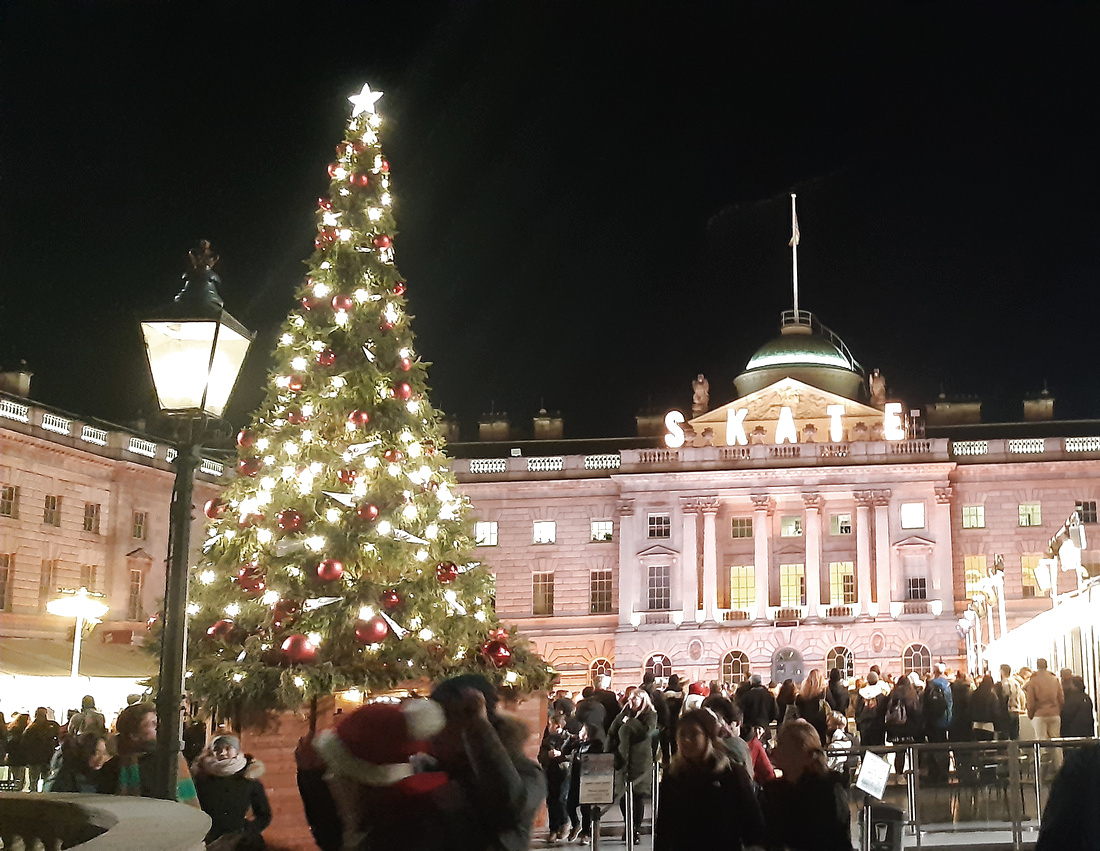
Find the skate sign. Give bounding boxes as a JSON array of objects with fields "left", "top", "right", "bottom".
[
  {"left": 855, "top": 749, "right": 891, "bottom": 800},
  {"left": 578, "top": 753, "right": 615, "bottom": 805}
]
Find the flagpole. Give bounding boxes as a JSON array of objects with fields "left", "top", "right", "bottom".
[{"left": 790, "top": 192, "right": 799, "bottom": 319}]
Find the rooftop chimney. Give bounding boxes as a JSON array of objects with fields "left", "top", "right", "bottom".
[
  {"left": 635, "top": 410, "right": 666, "bottom": 437},
  {"left": 924, "top": 392, "right": 982, "bottom": 426},
  {"left": 478, "top": 412, "right": 511, "bottom": 441},
  {"left": 0, "top": 362, "right": 33, "bottom": 398},
  {"left": 438, "top": 416, "right": 460, "bottom": 444},
  {"left": 533, "top": 408, "right": 563, "bottom": 440},
  {"left": 1023, "top": 387, "right": 1054, "bottom": 422}
]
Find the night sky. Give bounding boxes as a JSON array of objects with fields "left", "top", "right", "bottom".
[{"left": 3, "top": 2, "right": 1099, "bottom": 440}]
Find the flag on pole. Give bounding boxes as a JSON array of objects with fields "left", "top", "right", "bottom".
[{"left": 789, "top": 193, "right": 800, "bottom": 247}]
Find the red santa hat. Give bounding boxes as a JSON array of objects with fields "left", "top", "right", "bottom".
[
  {"left": 688, "top": 681, "right": 707, "bottom": 696},
  {"left": 313, "top": 699, "right": 446, "bottom": 786}
]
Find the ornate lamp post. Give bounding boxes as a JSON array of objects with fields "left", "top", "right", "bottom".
[
  {"left": 140, "top": 241, "right": 253, "bottom": 800},
  {"left": 46, "top": 587, "right": 110, "bottom": 679}
]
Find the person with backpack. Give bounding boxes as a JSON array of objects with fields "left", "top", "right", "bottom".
[
  {"left": 855, "top": 672, "right": 888, "bottom": 747},
  {"left": 68, "top": 696, "right": 107, "bottom": 739},
  {"left": 922, "top": 665, "right": 953, "bottom": 783},
  {"left": 23, "top": 708, "right": 61, "bottom": 792},
  {"left": 884, "top": 678, "right": 922, "bottom": 777}
]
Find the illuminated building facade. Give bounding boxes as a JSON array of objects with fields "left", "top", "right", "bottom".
[{"left": 452, "top": 313, "right": 1100, "bottom": 689}]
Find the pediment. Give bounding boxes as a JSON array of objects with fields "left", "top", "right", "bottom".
[
  {"left": 125, "top": 548, "right": 154, "bottom": 561},
  {"left": 893, "top": 536, "right": 936, "bottom": 551},
  {"left": 691, "top": 377, "right": 880, "bottom": 426},
  {"left": 636, "top": 544, "right": 679, "bottom": 559}
]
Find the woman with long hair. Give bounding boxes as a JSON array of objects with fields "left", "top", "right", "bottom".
[
  {"left": 45, "top": 733, "right": 109, "bottom": 793},
  {"left": 776, "top": 679, "right": 797, "bottom": 722},
  {"left": 795, "top": 669, "right": 829, "bottom": 746},
  {"left": 654, "top": 709, "right": 764, "bottom": 850},
  {"left": 883, "top": 676, "right": 923, "bottom": 775},
  {"left": 609, "top": 687, "right": 658, "bottom": 846},
  {"left": 760, "top": 719, "right": 852, "bottom": 851}
]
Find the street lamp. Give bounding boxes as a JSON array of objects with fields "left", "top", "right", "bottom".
[
  {"left": 46, "top": 587, "right": 110, "bottom": 679},
  {"left": 140, "top": 241, "right": 253, "bottom": 801}
]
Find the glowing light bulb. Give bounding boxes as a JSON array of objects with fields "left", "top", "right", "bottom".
[
  {"left": 281, "top": 466, "right": 295, "bottom": 480},
  {"left": 388, "top": 464, "right": 401, "bottom": 477},
  {"left": 383, "top": 304, "right": 398, "bottom": 324},
  {"left": 307, "top": 632, "right": 322, "bottom": 646},
  {"left": 320, "top": 261, "right": 331, "bottom": 270},
  {"left": 257, "top": 529, "right": 273, "bottom": 544},
  {"left": 475, "top": 611, "right": 487, "bottom": 622},
  {"left": 419, "top": 628, "right": 434, "bottom": 641},
  {"left": 262, "top": 590, "right": 281, "bottom": 605},
  {"left": 354, "top": 288, "right": 369, "bottom": 303},
  {"left": 260, "top": 476, "right": 276, "bottom": 490},
  {"left": 302, "top": 403, "right": 314, "bottom": 416},
  {"left": 331, "top": 376, "right": 346, "bottom": 389},
  {"left": 285, "top": 442, "right": 299, "bottom": 456},
  {"left": 415, "top": 549, "right": 429, "bottom": 561},
  {"left": 225, "top": 603, "right": 241, "bottom": 616},
  {"left": 305, "top": 536, "right": 325, "bottom": 552},
  {"left": 399, "top": 430, "right": 414, "bottom": 444},
  {"left": 310, "top": 462, "right": 324, "bottom": 474},
  {"left": 257, "top": 438, "right": 270, "bottom": 451},
  {"left": 294, "top": 676, "right": 305, "bottom": 687},
  {"left": 505, "top": 671, "right": 518, "bottom": 684},
  {"left": 333, "top": 166, "right": 347, "bottom": 180},
  {"left": 334, "top": 311, "right": 348, "bottom": 327},
  {"left": 313, "top": 282, "right": 330, "bottom": 298},
  {"left": 368, "top": 207, "right": 382, "bottom": 221},
  {"left": 399, "top": 347, "right": 411, "bottom": 358},
  {"left": 326, "top": 508, "right": 341, "bottom": 523},
  {"left": 377, "top": 520, "right": 392, "bottom": 536},
  {"left": 358, "top": 606, "right": 374, "bottom": 620},
  {"left": 425, "top": 523, "right": 438, "bottom": 539},
  {"left": 301, "top": 430, "right": 313, "bottom": 443},
  {"left": 406, "top": 401, "right": 419, "bottom": 413},
  {"left": 408, "top": 443, "right": 421, "bottom": 458},
  {"left": 287, "top": 566, "right": 302, "bottom": 577},
  {"left": 402, "top": 504, "right": 417, "bottom": 521},
  {"left": 352, "top": 480, "right": 367, "bottom": 497},
  {"left": 381, "top": 192, "right": 392, "bottom": 206},
  {"left": 280, "top": 333, "right": 293, "bottom": 346},
  {"left": 291, "top": 357, "right": 307, "bottom": 370},
  {"left": 263, "top": 455, "right": 276, "bottom": 466},
  {"left": 363, "top": 457, "right": 379, "bottom": 470},
  {"left": 233, "top": 673, "right": 243, "bottom": 682},
  {"left": 186, "top": 603, "right": 200, "bottom": 615},
  {"left": 276, "top": 376, "right": 290, "bottom": 388},
  {"left": 292, "top": 316, "right": 305, "bottom": 328}
]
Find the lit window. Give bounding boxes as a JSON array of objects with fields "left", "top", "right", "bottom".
[
  {"left": 80, "top": 564, "right": 98, "bottom": 592},
  {"left": 961, "top": 505, "right": 985, "bottom": 529},
  {"left": 590, "top": 520, "right": 614, "bottom": 542},
  {"left": 83, "top": 503, "right": 101, "bottom": 534},
  {"left": 589, "top": 658, "right": 613, "bottom": 686},
  {"left": 39, "top": 559, "right": 59, "bottom": 611},
  {"left": 721, "top": 650, "right": 750, "bottom": 685},
  {"left": 589, "top": 570, "right": 613, "bottom": 613},
  {"left": 829, "top": 561, "right": 856, "bottom": 605},
  {"left": 532, "top": 573, "right": 554, "bottom": 616},
  {"left": 900, "top": 502, "right": 925, "bottom": 529},
  {"left": 1021, "top": 555, "right": 1042, "bottom": 598},
  {"left": 474, "top": 521, "right": 498, "bottom": 546},
  {"left": 731, "top": 517, "right": 753, "bottom": 539},
  {"left": 780, "top": 516, "right": 803, "bottom": 537},
  {"left": 43, "top": 495, "right": 62, "bottom": 527},
  {"left": 132, "top": 511, "right": 147, "bottom": 540},
  {"left": 1076, "top": 501, "right": 1097, "bottom": 523},
  {"left": 779, "top": 563, "right": 805, "bottom": 607},
  {"left": 647, "top": 565, "right": 671, "bottom": 610},
  {"left": 964, "top": 555, "right": 987, "bottom": 599},
  {"left": 722, "top": 565, "right": 755, "bottom": 610},
  {"left": 648, "top": 513, "right": 671, "bottom": 539},
  {"left": 826, "top": 645, "right": 855, "bottom": 678},
  {"left": 644, "top": 653, "right": 672, "bottom": 681},
  {"left": 903, "top": 643, "right": 932, "bottom": 678},
  {"left": 128, "top": 568, "right": 145, "bottom": 620},
  {"left": 830, "top": 513, "right": 852, "bottom": 535},
  {"left": 532, "top": 520, "right": 556, "bottom": 545},
  {"left": 1, "top": 485, "right": 18, "bottom": 518},
  {"left": 0, "top": 554, "right": 13, "bottom": 612},
  {"left": 1018, "top": 503, "right": 1042, "bottom": 527},
  {"left": 906, "top": 576, "right": 928, "bottom": 600}
]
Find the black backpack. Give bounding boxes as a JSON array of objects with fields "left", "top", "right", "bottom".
[{"left": 924, "top": 681, "right": 949, "bottom": 724}]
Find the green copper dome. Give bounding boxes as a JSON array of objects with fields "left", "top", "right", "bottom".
[{"left": 734, "top": 312, "right": 867, "bottom": 401}]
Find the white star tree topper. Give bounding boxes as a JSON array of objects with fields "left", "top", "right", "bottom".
[{"left": 349, "top": 83, "right": 384, "bottom": 116}]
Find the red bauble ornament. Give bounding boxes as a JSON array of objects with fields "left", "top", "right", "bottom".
[
  {"left": 207, "top": 619, "right": 236, "bottom": 640},
  {"left": 316, "top": 348, "right": 336, "bottom": 367},
  {"left": 287, "top": 409, "right": 309, "bottom": 425},
  {"left": 238, "top": 511, "right": 262, "bottom": 529},
  {"left": 380, "top": 589, "right": 401, "bottom": 610},
  {"left": 316, "top": 558, "right": 345, "bottom": 582},
  {"left": 380, "top": 159, "right": 390, "bottom": 173},
  {"left": 393, "top": 382, "right": 412, "bottom": 401},
  {"left": 272, "top": 598, "right": 299, "bottom": 629},
  {"left": 373, "top": 234, "right": 392, "bottom": 249},
  {"left": 281, "top": 634, "right": 317, "bottom": 664},
  {"left": 301, "top": 295, "right": 323, "bottom": 311},
  {"left": 318, "top": 197, "right": 332, "bottom": 211},
  {"left": 288, "top": 375, "right": 305, "bottom": 393},
  {"left": 354, "top": 616, "right": 390, "bottom": 644},
  {"left": 347, "top": 410, "right": 371, "bottom": 429},
  {"left": 237, "top": 429, "right": 257, "bottom": 449},
  {"left": 204, "top": 498, "right": 226, "bottom": 519},
  {"left": 481, "top": 640, "right": 512, "bottom": 668},
  {"left": 488, "top": 628, "right": 509, "bottom": 642},
  {"left": 379, "top": 318, "right": 395, "bottom": 332},
  {"left": 331, "top": 294, "right": 354, "bottom": 312},
  {"left": 383, "top": 448, "right": 404, "bottom": 463},
  {"left": 352, "top": 173, "right": 370, "bottom": 187},
  {"left": 337, "top": 468, "right": 357, "bottom": 485},
  {"left": 436, "top": 561, "right": 459, "bottom": 584},
  {"left": 327, "top": 163, "right": 340, "bottom": 178},
  {"left": 393, "top": 281, "right": 406, "bottom": 296},
  {"left": 399, "top": 357, "right": 412, "bottom": 372},
  {"left": 424, "top": 441, "right": 437, "bottom": 456},
  {"left": 356, "top": 503, "right": 380, "bottom": 522},
  {"left": 237, "top": 564, "right": 266, "bottom": 596},
  {"left": 277, "top": 508, "right": 304, "bottom": 532},
  {"left": 238, "top": 457, "right": 262, "bottom": 477}
]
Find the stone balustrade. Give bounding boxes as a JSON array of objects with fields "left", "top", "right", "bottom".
[{"left": 0, "top": 792, "right": 210, "bottom": 851}]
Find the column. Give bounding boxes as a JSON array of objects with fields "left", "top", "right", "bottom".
[
  {"left": 752, "top": 495, "right": 773, "bottom": 621},
  {"left": 933, "top": 486, "right": 954, "bottom": 616},
  {"left": 873, "top": 490, "right": 893, "bottom": 619},
  {"left": 701, "top": 501, "right": 719, "bottom": 623},
  {"left": 617, "top": 499, "right": 636, "bottom": 627},
  {"left": 855, "top": 492, "right": 874, "bottom": 618},
  {"left": 803, "top": 493, "right": 823, "bottom": 620},
  {"left": 680, "top": 501, "right": 699, "bottom": 624}
]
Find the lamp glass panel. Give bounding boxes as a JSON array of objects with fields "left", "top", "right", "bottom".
[
  {"left": 142, "top": 319, "right": 219, "bottom": 411},
  {"left": 206, "top": 323, "right": 252, "bottom": 416}
]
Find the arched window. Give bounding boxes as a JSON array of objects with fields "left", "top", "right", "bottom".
[
  {"left": 826, "top": 645, "right": 855, "bottom": 679},
  {"left": 644, "top": 653, "right": 673, "bottom": 682},
  {"left": 721, "top": 650, "right": 751, "bottom": 685},
  {"left": 589, "top": 657, "right": 613, "bottom": 687},
  {"left": 902, "top": 643, "right": 932, "bottom": 678},
  {"left": 771, "top": 646, "right": 805, "bottom": 684}
]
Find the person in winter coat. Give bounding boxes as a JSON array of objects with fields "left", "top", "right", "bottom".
[
  {"left": 538, "top": 713, "right": 571, "bottom": 842},
  {"left": 44, "top": 732, "right": 110, "bottom": 793},
  {"left": 5, "top": 714, "right": 29, "bottom": 790},
  {"left": 794, "top": 669, "right": 829, "bottom": 747},
  {"left": 0, "top": 712, "right": 7, "bottom": 775},
  {"left": 949, "top": 672, "right": 974, "bottom": 782},
  {"left": 739, "top": 674, "right": 779, "bottom": 746},
  {"left": 760, "top": 719, "right": 852, "bottom": 851},
  {"left": 22, "top": 707, "right": 61, "bottom": 792},
  {"left": 743, "top": 723, "right": 776, "bottom": 785},
  {"left": 854, "top": 672, "right": 888, "bottom": 747},
  {"left": 563, "top": 720, "right": 606, "bottom": 845},
  {"left": 609, "top": 688, "right": 658, "bottom": 846},
  {"left": 640, "top": 673, "right": 671, "bottom": 766},
  {"left": 1034, "top": 743, "right": 1100, "bottom": 851},
  {"left": 826, "top": 668, "right": 850, "bottom": 716},
  {"left": 969, "top": 674, "right": 999, "bottom": 743},
  {"left": 193, "top": 735, "right": 271, "bottom": 851},
  {"left": 662, "top": 675, "right": 685, "bottom": 757},
  {"left": 1061, "top": 677, "right": 1097, "bottom": 738},
  {"left": 97, "top": 702, "right": 199, "bottom": 807},
  {"left": 884, "top": 678, "right": 923, "bottom": 775},
  {"left": 68, "top": 696, "right": 107, "bottom": 739},
  {"left": 776, "top": 679, "right": 798, "bottom": 724},
  {"left": 654, "top": 709, "right": 764, "bottom": 851}
]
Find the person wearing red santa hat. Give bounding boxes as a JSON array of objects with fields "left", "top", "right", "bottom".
[{"left": 313, "top": 698, "right": 450, "bottom": 850}]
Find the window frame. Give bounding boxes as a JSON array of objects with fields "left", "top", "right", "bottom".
[
  {"left": 132, "top": 510, "right": 147, "bottom": 540},
  {"left": 644, "top": 653, "right": 673, "bottom": 681},
  {"left": 906, "top": 576, "right": 928, "bottom": 600},
  {"left": 721, "top": 650, "right": 751, "bottom": 685},
  {"left": 902, "top": 643, "right": 932, "bottom": 678},
  {"left": 826, "top": 645, "right": 855, "bottom": 679},
  {"left": 532, "top": 520, "right": 556, "bottom": 545},
  {"left": 727, "top": 565, "right": 755, "bottom": 610},
  {"left": 589, "top": 569, "right": 613, "bottom": 614},
  {"left": 1, "top": 485, "right": 19, "bottom": 519},
  {"left": 590, "top": 519, "right": 614, "bottom": 543},
  {"left": 39, "top": 559, "right": 59, "bottom": 611},
  {"left": 532, "top": 572, "right": 555, "bottom": 616},
  {"left": 961, "top": 505, "right": 985, "bottom": 529},
  {"left": 1018, "top": 503, "right": 1042, "bottom": 528},
  {"left": 128, "top": 568, "right": 145, "bottom": 620},
  {"left": 829, "top": 513, "right": 852, "bottom": 536},
  {"left": 0, "top": 553, "right": 13, "bottom": 612},
  {"left": 474, "top": 520, "right": 498, "bottom": 547},
  {"left": 779, "top": 562, "right": 806, "bottom": 607},
  {"left": 646, "top": 564, "right": 671, "bottom": 611},
  {"left": 900, "top": 501, "right": 926, "bottom": 530},
  {"left": 1076, "top": 501, "right": 1097, "bottom": 524},
  {"left": 80, "top": 564, "right": 98, "bottom": 592},
  {"left": 731, "top": 517, "right": 753, "bottom": 539},
  {"left": 780, "top": 515, "right": 803, "bottom": 538},
  {"left": 83, "top": 502, "right": 101, "bottom": 534},
  {"left": 43, "top": 494, "right": 62, "bottom": 527},
  {"left": 828, "top": 561, "right": 857, "bottom": 605},
  {"left": 964, "top": 554, "right": 987, "bottom": 599},
  {"left": 647, "top": 513, "right": 671, "bottom": 539},
  {"left": 589, "top": 657, "right": 614, "bottom": 687}
]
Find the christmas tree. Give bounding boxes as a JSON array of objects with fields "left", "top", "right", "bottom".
[{"left": 184, "top": 83, "right": 554, "bottom": 715}]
